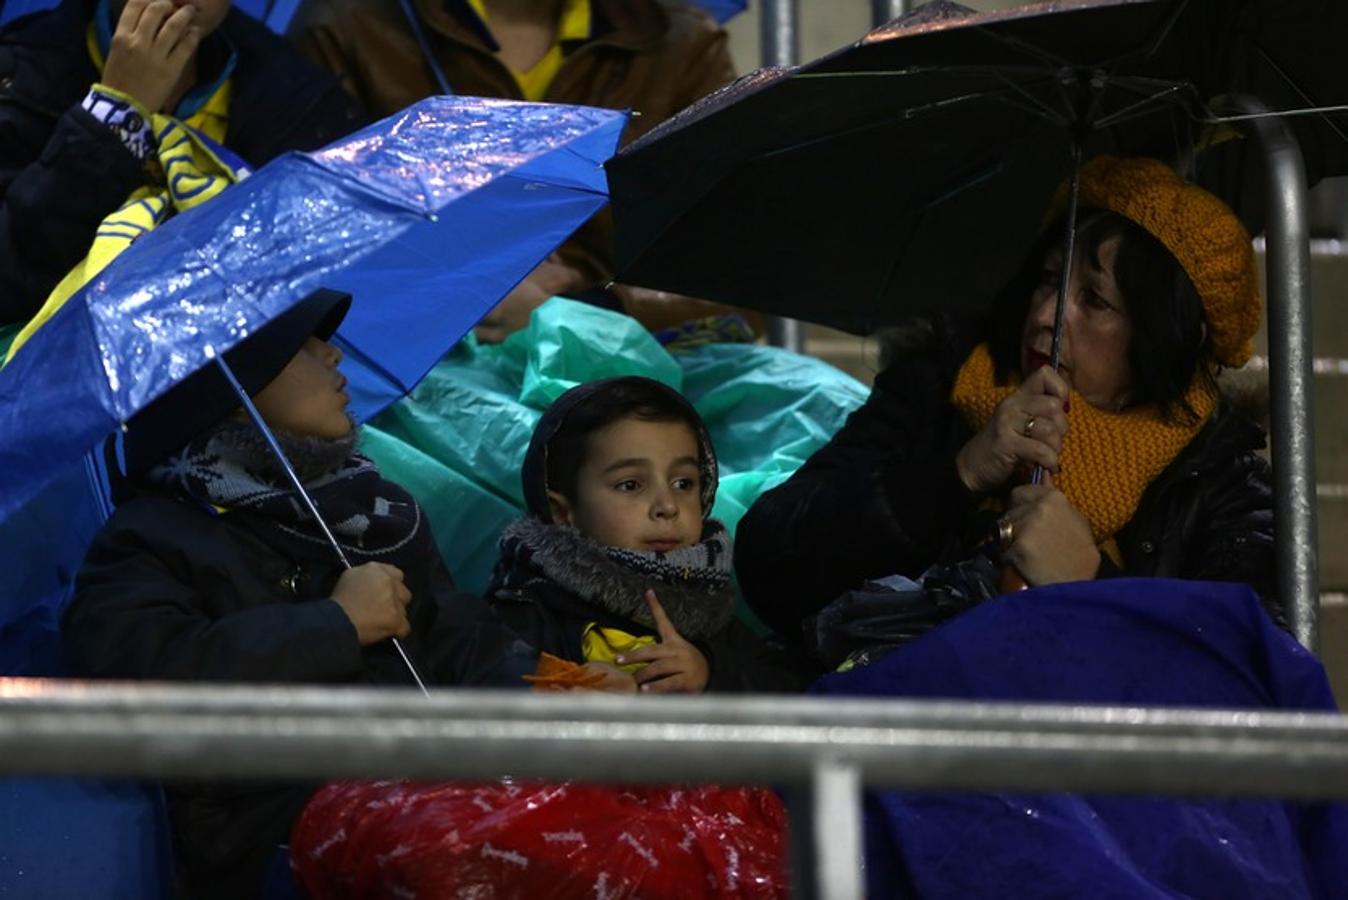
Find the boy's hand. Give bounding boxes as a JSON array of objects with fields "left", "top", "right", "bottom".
[
  {"left": 616, "top": 590, "right": 710, "bottom": 694},
  {"left": 578, "top": 661, "right": 639, "bottom": 694},
  {"left": 332, "top": 562, "right": 412, "bottom": 645},
  {"left": 102, "top": 0, "right": 201, "bottom": 113}
]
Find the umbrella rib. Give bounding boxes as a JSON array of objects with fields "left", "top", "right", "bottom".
[
  {"left": 951, "top": 1, "right": 1189, "bottom": 75},
  {"left": 331, "top": 334, "right": 413, "bottom": 400},
  {"left": 1246, "top": 43, "right": 1348, "bottom": 149},
  {"left": 959, "top": 19, "right": 1076, "bottom": 71},
  {"left": 1082, "top": 0, "right": 1194, "bottom": 73},
  {"left": 1204, "top": 105, "right": 1348, "bottom": 126},
  {"left": 753, "top": 79, "right": 1064, "bottom": 163},
  {"left": 1093, "top": 83, "right": 1198, "bottom": 130},
  {"left": 991, "top": 68, "right": 1072, "bottom": 129},
  {"left": 797, "top": 67, "right": 1073, "bottom": 129}
]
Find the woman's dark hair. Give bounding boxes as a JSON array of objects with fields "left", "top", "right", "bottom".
[
  {"left": 545, "top": 380, "right": 704, "bottom": 502},
  {"left": 987, "top": 209, "right": 1211, "bottom": 424}
]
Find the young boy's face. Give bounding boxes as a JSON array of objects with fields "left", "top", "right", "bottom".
[
  {"left": 549, "top": 417, "right": 704, "bottom": 552},
  {"left": 246, "top": 337, "right": 352, "bottom": 440}
]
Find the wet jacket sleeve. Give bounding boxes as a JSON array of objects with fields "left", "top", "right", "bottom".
[
  {"left": 63, "top": 526, "right": 367, "bottom": 683},
  {"left": 0, "top": 96, "right": 149, "bottom": 324},
  {"left": 735, "top": 354, "right": 979, "bottom": 644},
  {"left": 425, "top": 565, "right": 540, "bottom": 688},
  {"left": 697, "top": 620, "right": 815, "bottom": 694},
  {"left": 1172, "top": 453, "right": 1282, "bottom": 627}
]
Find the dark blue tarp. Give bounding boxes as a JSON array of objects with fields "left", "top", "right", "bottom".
[{"left": 813, "top": 578, "right": 1348, "bottom": 899}]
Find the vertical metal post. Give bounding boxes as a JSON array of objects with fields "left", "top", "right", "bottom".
[
  {"left": 760, "top": 0, "right": 805, "bottom": 353},
  {"left": 871, "top": 0, "right": 914, "bottom": 28},
  {"left": 787, "top": 760, "right": 865, "bottom": 900},
  {"left": 1230, "top": 95, "right": 1320, "bottom": 653}
]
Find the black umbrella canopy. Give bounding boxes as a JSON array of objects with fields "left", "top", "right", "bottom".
[{"left": 608, "top": 0, "right": 1348, "bottom": 335}]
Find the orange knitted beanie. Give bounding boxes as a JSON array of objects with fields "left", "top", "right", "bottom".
[{"left": 1074, "top": 156, "right": 1261, "bottom": 368}]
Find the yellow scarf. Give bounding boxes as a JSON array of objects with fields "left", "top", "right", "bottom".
[
  {"left": 580, "top": 623, "right": 656, "bottom": 674},
  {"left": 949, "top": 343, "right": 1216, "bottom": 544},
  {"left": 6, "top": 32, "right": 241, "bottom": 361},
  {"left": 465, "top": 0, "right": 591, "bottom": 101}
]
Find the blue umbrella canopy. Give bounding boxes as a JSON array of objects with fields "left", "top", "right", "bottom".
[
  {"left": 696, "top": 0, "right": 748, "bottom": 24},
  {"left": 0, "top": 94, "right": 625, "bottom": 522}
]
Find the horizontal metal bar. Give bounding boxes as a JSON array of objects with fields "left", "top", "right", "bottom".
[{"left": 2, "top": 680, "right": 1347, "bottom": 800}]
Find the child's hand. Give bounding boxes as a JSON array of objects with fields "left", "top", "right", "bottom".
[
  {"left": 616, "top": 590, "right": 710, "bottom": 694},
  {"left": 578, "top": 661, "right": 639, "bottom": 694},
  {"left": 332, "top": 562, "right": 412, "bottom": 646},
  {"left": 102, "top": 0, "right": 201, "bottom": 113}
]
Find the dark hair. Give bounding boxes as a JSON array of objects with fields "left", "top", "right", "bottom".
[
  {"left": 545, "top": 380, "right": 705, "bottom": 502},
  {"left": 986, "top": 209, "right": 1210, "bottom": 423}
]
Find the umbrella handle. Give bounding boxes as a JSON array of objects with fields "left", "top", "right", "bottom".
[{"left": 214, "top": 356, "right": 433, "bottom": 698}]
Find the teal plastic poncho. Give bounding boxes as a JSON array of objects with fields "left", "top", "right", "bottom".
[{"left": 361, "top": 298, "right": 869, "bottom": 625}]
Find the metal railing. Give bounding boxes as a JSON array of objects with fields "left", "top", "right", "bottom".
[
  {"left": 760, "top": 0, "right": 806, "bottom": 353},
  {"left": 872, "top": 0, "right": 915, "bottom": 27},
  {"left": 3, "top": 681, "right": 1347, "bottom": 900},
  {"left": 1231, "top": 94, "right": 1322, "bottom": 653}
]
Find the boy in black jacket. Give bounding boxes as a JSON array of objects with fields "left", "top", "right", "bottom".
[
  {"left": 63, "top": 289, "right": 534, "bottom": 899},
  {"left": 488, "top": 375, "right": 804, "bottom": 694}
]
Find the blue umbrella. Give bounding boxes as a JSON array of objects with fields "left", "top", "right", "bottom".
[
  {"left": 0, "top": 94, "right": 625, "bottom": 525},
  {"left": 698, "top": 0, "right": 748, "bottom": 24}
]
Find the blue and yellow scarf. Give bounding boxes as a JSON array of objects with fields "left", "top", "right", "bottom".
[{"left": 6, "top": 14, "right": 248, "bottom": 360}]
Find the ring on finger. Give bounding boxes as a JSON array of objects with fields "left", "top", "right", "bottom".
[
  {"left": 998, "top": 516, "right": 1015, "bottom": 549},
  {"left": 1022, "top": 414, "right": 1037, "bottom": 438}
]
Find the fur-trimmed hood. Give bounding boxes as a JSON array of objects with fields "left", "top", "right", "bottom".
[{"left": 492, "top": 517, "right": 735, "bottom": 640}]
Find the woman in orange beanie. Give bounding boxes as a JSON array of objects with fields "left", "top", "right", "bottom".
[{"left": 734, "top": 156, "right": 1281, "bottom": 650}]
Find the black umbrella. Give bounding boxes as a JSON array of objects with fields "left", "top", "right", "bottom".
[{"left": 607, "top": 0, "right": 1348, "bottom": 335}]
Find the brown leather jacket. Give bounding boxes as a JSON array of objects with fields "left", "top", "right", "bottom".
[{"left": 291, "top": 0, "right": 749, "bottom": 331}]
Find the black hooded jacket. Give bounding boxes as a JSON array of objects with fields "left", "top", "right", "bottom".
[
  {"left": 63, "top": 484, "right": 534, "bottom": 899},
  {"left": 489, "top": 376, "right": 810, "bottom": 693},
  {"left": 0, "top": 0, "right": 366, "bottom": 324},
  {"left": 735, "top": 317, "right": 1281, "bottom": 648}
]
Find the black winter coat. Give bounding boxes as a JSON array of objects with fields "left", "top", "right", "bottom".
[
  {"left": 735, "top": 320, "right": 1280, "bottom": 648},
  {"left": 487, "top": 525, "right": 809, "bottom": 694},
  {"left": 0, "top": 0, "right": 366, "bottom": 324},
  {"left": 63, "top": 490, "right": 535, "bottom": 900}
]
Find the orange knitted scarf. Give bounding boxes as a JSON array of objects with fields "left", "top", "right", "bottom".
[{"left": 949, "top": 343, "right": 1216, "bottom": 543}]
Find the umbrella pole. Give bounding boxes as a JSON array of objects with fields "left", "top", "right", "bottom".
[
  {"left": 213, "top": 356, "right": 433, "bottom": 698},
  {"left": 1001, "top": 142, "right": 1085, "bottom": 592},
  {"left": 1031, "top": 140, "right": 1083, "bottom": 487}
]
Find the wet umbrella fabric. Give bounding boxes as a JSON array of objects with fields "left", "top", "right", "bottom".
[
  {"left": 607, "top": 0, "right": 1348, "bottom": 335},
  {"left": 0, "top": 94, "right": 626, "bottom": 523}
]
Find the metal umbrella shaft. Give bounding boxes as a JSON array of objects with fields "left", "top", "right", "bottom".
[
  {"left": 1002, "top": 142, "right": 1084, "bottom": 592},
  {"left": 1031, "top": 140, "right": 1084, "bottom": 488},
  {"left": 214, "top": 356, "right": 432, "bottom": 697}
]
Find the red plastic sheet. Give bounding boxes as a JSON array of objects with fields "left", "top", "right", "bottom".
[{"left": 291, "top": 780, "right": 789, "bottom": 899}]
